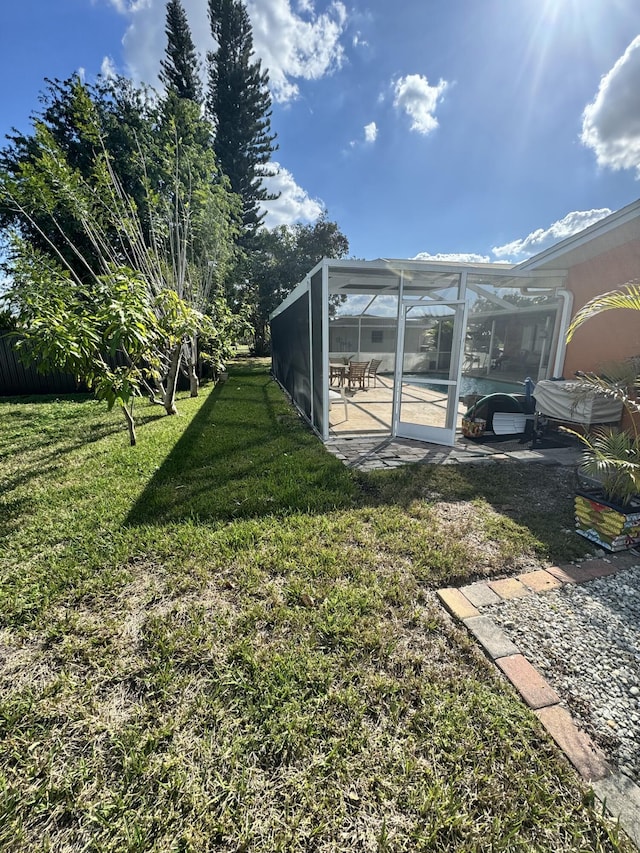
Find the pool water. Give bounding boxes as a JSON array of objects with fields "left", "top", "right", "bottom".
[
  {"left": 405, "top": 374, "right": 523, "bottom": 397},
  {"left": 459, "top": 375, "right": 523, "bottom": 397}
]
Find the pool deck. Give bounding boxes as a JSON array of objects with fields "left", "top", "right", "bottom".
[{"left": 329, "top": 373, "right": 533, "bottom": 438}]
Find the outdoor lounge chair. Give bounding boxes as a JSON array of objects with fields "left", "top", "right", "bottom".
[
  {"left": 347, "top": 361, "right": 370, "bottom": 391},
  {"left": 366, "top": 358, "right": 382, "bottom": 388}
]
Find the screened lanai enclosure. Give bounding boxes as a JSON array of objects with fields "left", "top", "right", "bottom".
[{"left": 270, "top": 259, "right": 570, "bottom": 446}]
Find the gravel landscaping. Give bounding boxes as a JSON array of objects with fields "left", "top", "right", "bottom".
[{"left": 486, "top": 564, "right": 640, "bottom": 784}]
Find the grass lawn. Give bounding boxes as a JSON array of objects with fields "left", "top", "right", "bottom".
[{"left": 0, "top": 360, "right": 631, "bottom": 852}]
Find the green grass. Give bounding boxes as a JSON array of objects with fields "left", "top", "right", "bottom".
[{"left": 0, "top": 360, "right": 629, "bottom": 852}]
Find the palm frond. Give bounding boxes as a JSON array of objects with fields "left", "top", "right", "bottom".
[
  {"left": 578, "top": 427, "right": 640, "bottom": 504},
  {"left": 567, "top": 281, "right": 640, "bottom": 342}
]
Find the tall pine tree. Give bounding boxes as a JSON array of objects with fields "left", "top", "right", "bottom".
[
  {"left": 160, "top": 0, "right": 202, "bottom": 102},
  {"left": 207, "top": 0, "right": 277, "bottom": 240}
]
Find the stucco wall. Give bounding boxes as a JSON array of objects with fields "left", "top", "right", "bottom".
[{"left": 563, "top": 237, "right": 640, "bottom": 378}]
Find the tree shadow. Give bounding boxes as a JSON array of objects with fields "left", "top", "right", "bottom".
[
  {"left": 0, "top": 395, "right": 165, "bottom": 506},
  {"left": 126, "top": 372, "right": 358, "bottom": 527},
  {"left": 3, "top": 362, "right": 585, "bottom": 570},
  {"left": 124, "top": 365, "right": 585, "bottom": 575}
]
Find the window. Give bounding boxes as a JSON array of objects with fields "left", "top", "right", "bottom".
[{"left": 371, "top": 330, "right": 383, "bottom": 343}]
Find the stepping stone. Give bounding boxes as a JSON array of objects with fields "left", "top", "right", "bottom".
[
  {"left": 488, "top": 577, "right": 532, "bottom": 600},
  {"left": 536, "top": 705, "right": 610, "bottom": 782},
  {"left": 593, "top": 773, "right": 640, "bottom": 847},
  {"left": 459, "top": 581, "right": 501, "bottom": 608},
  {"left": 517, "top": 570, "right": 562, "bottom": 593}
]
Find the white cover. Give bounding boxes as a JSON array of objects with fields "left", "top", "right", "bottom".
[
  {"left": 534, "top": 380, "right": 622, "bottom": 425},
  {"left": 492, "top": 413, "right": 527, "bottom": 435}
]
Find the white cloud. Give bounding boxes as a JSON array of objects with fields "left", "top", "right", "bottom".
[
  {"left": 100, "top": 56, "right": 117, "bottom": 79},
  {"left": 247, "top": 0, "right": 347, "bottom": 102},
  {"left": 492, "top": 208, "right": 612, "bottom": 260},
  {"left": 106, "top": 0, "right": 347, "bottom": 104},
  {"left": 413, "top": 251, "right": 492, "bottom": 263},
  {"left": 104, "top": 0, "right": 148, "bottom": 14},
  {"left": 393, "top": 74, "right": 449, "bottom": 135},
  {"left": 582, "top": 35, "right": 640, "bottom": 174},
  {"left": 104, "top": 0, "right": 130, "bottom": 12},
  {"left": 347, "top": 121, "right": 377, "bottom": 149},
  {"left": 364, "top": 121, "right": 377, "bottom": 144},
  {"left": 260, "top": 162, "right": 324, "bottom": 227}
]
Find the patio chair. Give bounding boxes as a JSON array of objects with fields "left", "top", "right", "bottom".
[
  {"left": 347, "top": 360, "right": 370, "bottom": 391},
  {"left": 366, "top": 358, "right": 382, "bottom": 388}
]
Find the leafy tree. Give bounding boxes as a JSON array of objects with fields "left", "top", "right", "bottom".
[
  {"left": 145, "top": 94, "right": 242, "bottom": 400},
  {"left": 160, "top": 0, "right": 202, "bottom": 102},
  {"left": 1, "top": 90, "right": 241, "bottom": 435},
  {"left": 248, "top": 214, "right": 349, "bottom": 354},
  {"left": 207, "top": 0, "right": 278, "bottom": 240},
  {"left": 0, "top": 76, "right": 161, "bottom": 279},
  {"left": 6, "top": 248, "right": 161, "bottom": 445}
]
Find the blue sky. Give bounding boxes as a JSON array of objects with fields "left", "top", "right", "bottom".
[{"left": 3, "top": 0, "right": 640, "bottom": 263}]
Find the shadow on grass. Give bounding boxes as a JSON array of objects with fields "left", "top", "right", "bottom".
[
  {"left": 354, "top": 459, "right": 587, "bottom": 566},
  {"left": 0, "top": 408, "right": 131, "bottom": 494},
  {"left": 124, "top": 363, "right": 586, "bottom": 568},
  {"left": 126, "top": 365, "right": 358, "bottom": 526}
]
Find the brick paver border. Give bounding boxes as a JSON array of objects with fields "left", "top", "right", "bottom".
[{"left": 436, "top": 555, "right": 640, "bottom": 848}]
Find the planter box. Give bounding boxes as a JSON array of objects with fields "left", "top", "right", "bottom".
[
  {"left": 462, "top": 417, "right": 486, "bottom": 438},
  {"left": 575, "top": 489, "right": 640, "bottom": 552}
]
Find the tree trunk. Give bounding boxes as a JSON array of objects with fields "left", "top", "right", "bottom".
[
  {"left": 188, "top": 335, "right": 199, "bottom": 397},
  {"left": 122, "top": 402, "right": 137, "bottom": 446},
  {"left": 252, "top": 321, "right": 270, "bottom": 356},
  {"left": 164, "top": 343, "right": 182, "bottom": 415}
]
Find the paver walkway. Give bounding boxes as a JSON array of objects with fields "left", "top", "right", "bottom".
[{"left": 325, "top": 434, "right": 582, "bottom": 470}]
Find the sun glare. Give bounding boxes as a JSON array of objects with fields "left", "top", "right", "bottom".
[{"left": 508, "top": 0, "right": 618, "bottom": 162}]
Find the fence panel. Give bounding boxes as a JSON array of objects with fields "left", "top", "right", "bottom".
[
  {"left": 0, "top": 330, "right": 86, "bottom": 396},
  {"left": 0, "top": 330, "right": 197, "bottom": 396}
]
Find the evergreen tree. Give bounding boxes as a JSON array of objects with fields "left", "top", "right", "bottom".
[
  {"left": 207, "top": 0, "right": 278, "bottom": 240},
  {"left": 160, "top": 0, "right": 202, "bottom": 102}
]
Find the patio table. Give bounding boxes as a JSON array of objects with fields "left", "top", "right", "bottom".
[{"left": 329, "top": 362, "right": 348, "bottom": 386}]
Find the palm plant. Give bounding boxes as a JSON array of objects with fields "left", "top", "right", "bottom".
[{"left": 566, "top": 282, "right": 640, "bottom": 505}]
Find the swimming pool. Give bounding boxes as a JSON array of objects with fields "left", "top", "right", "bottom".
[
  {"left": 404, "top": 374, "right": 523, "bottom": 397},
  {"left": 459, "top": 375, "right": 523, "bottom": 397}
]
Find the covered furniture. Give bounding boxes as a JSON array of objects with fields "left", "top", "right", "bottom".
[{"left": 533, "top": 380, "right": 623, "bottom": 425}]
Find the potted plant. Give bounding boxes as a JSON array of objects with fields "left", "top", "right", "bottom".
[{"left": 567, "top": 283, "right": 640, "bottom": 551}]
